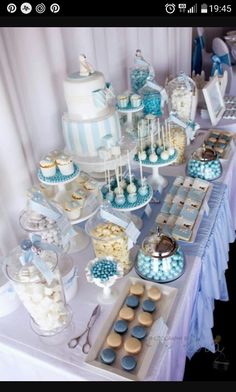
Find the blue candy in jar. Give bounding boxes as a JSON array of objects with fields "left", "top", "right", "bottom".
[
  {"left": 135, "top": 232, "right": 185, "bottom": 283},
  {"left": 142, "top": 90, "right": 162, "bottom": 117},
  {"left": 187, "top": 146, "right": 222, "bottom": 181}
]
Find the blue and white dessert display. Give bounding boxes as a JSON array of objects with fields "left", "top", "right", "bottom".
[
  {"left": 62, "top": 54, "right": 121, "bottom": 158},
  {"left": 187, "top": 145, "right": 222, "bottom": 181},
  {"left": 85, "top": 256, "right": 124, "bottom": 304},
  {"left": 135, "top": 228, "right": 185, "bottom": 283}
]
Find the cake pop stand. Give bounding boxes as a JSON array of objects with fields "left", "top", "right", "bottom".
[
  {"left": 85, "top": 257, "right": 124, "bottom": 304},
  {"left": 133, "top": 152, "right": 178, "bottom": 193},
  {"left": 37, "top": 163, "right": 90, "bottom": 253},
  {"left": 104, "top": 184, "right": 153, "bottom": 230}
]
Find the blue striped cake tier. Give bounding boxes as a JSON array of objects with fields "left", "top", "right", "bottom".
[{"left": 62, "top": 107, "right": 121, "bottom": 158}]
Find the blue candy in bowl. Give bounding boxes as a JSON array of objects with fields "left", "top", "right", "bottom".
[
  {"left": 187, "top": 145, "right": 222, "bottom": 181},
  {"left": 135, "top": 227, "right": 185, "bottom": 283}
]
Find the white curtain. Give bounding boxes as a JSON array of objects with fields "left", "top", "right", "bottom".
[{"left": 0, "top": 27, "right": 192, "bottom": 255}]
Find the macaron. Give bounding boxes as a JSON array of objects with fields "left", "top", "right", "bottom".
[
  {"left": 114, "top": 320, "right": 128, "bottom": 334},
  {"left": 138, "top": 311, "right": 153, "bottom": 327},
  {"left": 124, "top": 337, "right": 142, "bottom": 355},
  {"left": 106, "top": 332, "right": 122, "bottom": 349},
  {"left": 142, "top": 299, "right": 156, "bottom": 313},
  {"left": 119, "top": 306, "right": 135, "bottom": 322},
  {"left": 121, "top": 355, "right": 137, "bottom": 372},
  {"left": 125, "top": 295, "right": 139, "bottom": 309},
  {"left": 131, "top": 325, "right": 147, "bottom": 340},
  {"left": 129, "top": 283, "right": 144, "bottom": 296},
  {"left": 147, "top": 286, "right": 162, "bottom": 301},
  {"left": 100, "top": 348, "right": 116, "bottom": 365}
]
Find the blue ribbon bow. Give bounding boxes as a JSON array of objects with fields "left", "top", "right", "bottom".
[
  {"left": 20, "top": 235, "right": 59, "bottom": 284},
  {"left": 192, "top": 35, "right": 205, "bottom": 75},
  {"left": 211, "top": 53, "right": 231, "bottom": 76}
]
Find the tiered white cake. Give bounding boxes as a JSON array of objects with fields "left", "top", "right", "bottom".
[{"left": 62, "top": 55, "right": 121, "bottom": 158}]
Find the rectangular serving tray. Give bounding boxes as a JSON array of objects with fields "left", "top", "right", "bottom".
[{"left": 85, "top": 276, "right": 178, "bottom": 381}]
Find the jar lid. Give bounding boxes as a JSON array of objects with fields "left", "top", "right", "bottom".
[
  {"left": 19, "top": 209, "right": 56, "bottom": 232},
  {"left": 4, "top": 244, "right": 58, "bottom": 283},
  {"left": 192, "top": 145, "right": 217, "bottom": 162},
  {"left": 142, "top": 228, "right": 177, "bottom": 258}
]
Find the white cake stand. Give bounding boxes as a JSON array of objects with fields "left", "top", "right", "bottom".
[
  {"left": 37, "top": 164, "right": 90, "bottom": 254},
  {"left": 133, "top": 154, "right": 177, "bottom": 193},
  {"left": 105, "top": 184, "right": 153, "bottom": 230},
  {"left": 117, "top": 104, "right": 144, "bottom": 131}
]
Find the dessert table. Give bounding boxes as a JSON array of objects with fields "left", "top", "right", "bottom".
[{"left": 0, "top": 115, "right": 236, "bottom": 381}]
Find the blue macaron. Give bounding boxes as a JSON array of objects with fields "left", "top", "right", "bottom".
[
  {"left": 114, "top": 319, "right": 128, "bottom": 334},
  {"left": 131, "top": 325, "right": 147, "bottom": 340},
  {"left": 125, "top": 295, "right": 139, "bottom": 309},
  {"left": 121, "top": 355, "right": 137, "bottom": 372},
  {"left": 100, "top": 348, "right": 116, "bottom": 365},
  {"left": 142, "top": 299, "right": 156, "bottom": 313}
]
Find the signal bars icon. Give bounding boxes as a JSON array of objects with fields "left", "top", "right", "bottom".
[{"left": 187, "top": 3, "right": 197, "bottom": 13}]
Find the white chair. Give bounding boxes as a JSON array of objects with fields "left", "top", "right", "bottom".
[
  {"left": 212, "top": 37, "right": 236, "bottom": 95},
  {"left": 192, "top": 27, "right": 212, "bottom": 78}
]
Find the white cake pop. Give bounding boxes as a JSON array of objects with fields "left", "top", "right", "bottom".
[
  {"left": 160, "top": 150, "right": 170, "bottom": 160},
  {"left": 149, "top": 153, "right": 158, "bottom": 163},
  {"left": 120, "top": 179, "right": 127, "bottom": 189},
  {"left": 127, "top": 183, "right": 137, "bottom": 194},
  {"left": 114, "top": 187, "right": 124, "bottom": 195},
  {"left": 139, "top": 151, "right": 147, "bottom": 161},
  {"left": 168, "top": 147, "right": 175, "bottom": 156}
]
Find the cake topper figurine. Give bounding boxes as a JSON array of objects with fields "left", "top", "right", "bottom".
[{"left": 79, "top": 54, "right": 95, "bottom": 76}]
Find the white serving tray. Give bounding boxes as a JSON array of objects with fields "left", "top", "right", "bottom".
[{"left": 85, "top": 277, "right": 178, "bottom": 381}]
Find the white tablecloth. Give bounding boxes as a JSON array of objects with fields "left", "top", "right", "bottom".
[{"left": 0, "top": 116, "right": 235, "bottom": 381}]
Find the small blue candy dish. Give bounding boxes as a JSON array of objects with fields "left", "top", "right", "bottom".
[{"left": 85, "top": 257, "right": 124, "bottom": 304}]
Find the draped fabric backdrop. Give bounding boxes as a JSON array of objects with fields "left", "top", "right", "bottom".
[{"left": 0, "top": 27, "right": 192, "bottom": 255}]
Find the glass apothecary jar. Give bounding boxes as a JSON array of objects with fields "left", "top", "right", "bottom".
[
  {"left": 166, "top": 72, "right": 197, "bottom": 121},
  {"left": 85, "top": 209, "right": 133, "bottom": 275},
  {"left": 168, "top": 125, "right": 187, "bottom": 165},
  {"left": 139, "top": 82, "right": 162, "bottom": 117},
  {"left": 135, "top": 229, "right": 185, "bottom": 283},
  {"left": 187, "top": 145, "right": 223, "bottom": 181},
  {"left": 19, "top": 202, "right": 67, "bottom": 253},
  {"left": 130, "top": 49, "right": 151, "bottom": 93},
  {"left": 3, "top": 240, "right": 72, "bottom": 336}
]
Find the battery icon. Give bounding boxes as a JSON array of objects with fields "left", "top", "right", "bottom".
[{"left": 201, "top": 3, "right": 208, "bottom": 13}]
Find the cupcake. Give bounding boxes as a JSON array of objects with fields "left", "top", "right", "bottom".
[
  {"left": 63, "top": 200, "right": 81, "bottom": 220},
  {"left": 39, "top": 158, "right": 56, "bottom": 178},
  {"left": 71, "top": 188, "right": 87, "bottom": 207},
  {"left": 83, "top": 180, "right": 98, "bottom": 193},
  {"left": 56, "top": 155, "right": 74, "bottom": 176}
]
